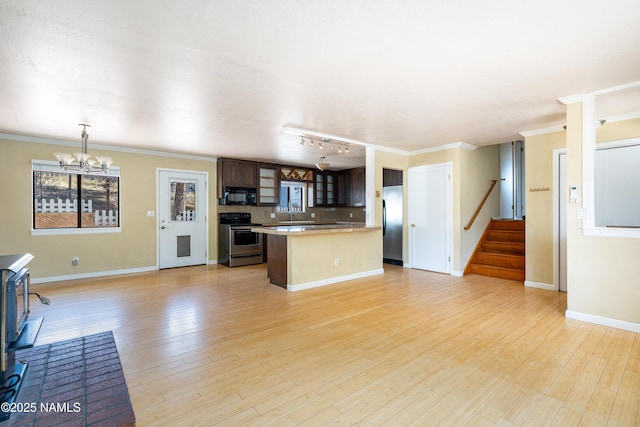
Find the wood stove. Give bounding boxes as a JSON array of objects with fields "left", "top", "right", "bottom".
[{"left": 0, "top": 253, "right": 43, "bottom": 421}]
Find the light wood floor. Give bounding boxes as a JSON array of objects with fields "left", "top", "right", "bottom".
[{"left": 29, "top": 264, "right": 639, "bottom": 426}]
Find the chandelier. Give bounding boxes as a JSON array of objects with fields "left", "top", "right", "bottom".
[
  {"left": 315, "top": 156, "right": 330, "bottom": 171},
  {"left": 54, "top": 124, "right": 113, "bottom": 173}
]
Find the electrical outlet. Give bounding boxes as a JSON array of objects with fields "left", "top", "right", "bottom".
[
  {"left": 72, "top": 256, "right": 79, "bottom": 266},
  {"left": 334, "top": 258, "right": 339, "bottom": 266},
  {"left": 311, "top": 213, "right": 315, "bottom": 218},
  {"left": 270, "top": 212, "right": 276, "bottom": 218}
]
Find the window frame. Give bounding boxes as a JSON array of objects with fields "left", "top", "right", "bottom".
[
  {"left": 578, "top": 96, "right": 640, "bottom": 239},
  {"left": 278, "top": 181, "right": 308, "bottom": 212},
  {"left": 31, "top": 160, "right": 122, "bottom": 236}
]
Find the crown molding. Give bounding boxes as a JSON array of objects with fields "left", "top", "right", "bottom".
[
  {"left": 0, "top": 132, "right": 218, "bottom": 162},
  {"left": 601, "top": 110, "right": 640, "bottom": 123},
  {"left": 410, "top": 141, "right": 477, "bottom": 155},
  {"left": 558, "top": 94, "right": 587, "bottom": 105},
  {"left": 559, "top": 81, "right": 640, "bottom": 105},
  {"left": 590, "top": 80, "right": 640, "bottom": 97},
  {"left": 373, "top": 144, "right": 410, "bottom": 155},
  {"left": 519, "top": 110, "right": 640, "bottom": 138},
  {"left": 519, "top": 125, "right": 565, "bottom": 138},
  {"left": 283, "top": 125, "right": 478, "bottom": 155}
]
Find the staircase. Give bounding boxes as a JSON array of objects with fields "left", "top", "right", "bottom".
[{"left": 466, "top": 219, "right": 525, "bottom": 282}]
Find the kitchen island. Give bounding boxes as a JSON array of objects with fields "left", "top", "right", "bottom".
[{"left": 251, "top": 223, "right": 383, "bottom": 291}]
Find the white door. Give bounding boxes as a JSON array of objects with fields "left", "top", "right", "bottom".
[
  {"left": 408, "top": 163, "right": 452, "bottom": 273},
  {"left": 158, "top": 169, "right": 207, "bottom": 269},
  {"left": 559, "top": 153, "right": 567, "bottom": 292}
]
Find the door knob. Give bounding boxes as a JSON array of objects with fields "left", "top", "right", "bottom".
[
  {"left": 161, "top": 226, "right": 166, "bottom": 229},
  {"left": 411, "top": 224, "right": 416, "bottom": 227}
]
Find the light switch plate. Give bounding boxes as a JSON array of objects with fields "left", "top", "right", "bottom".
[{"left": 147, "top": 210, "right": 154, "bottom": 217}]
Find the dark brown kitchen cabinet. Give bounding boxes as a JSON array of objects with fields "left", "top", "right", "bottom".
[
  {"left": 349, "top": 167, "right": 365, "bottom": 207},
  {"left": 335, "top": 167, "right": 365, "bottom": 207},
  {"left": 217, "top": 158, "right": 257, "bottom": 196},
  {"left": 337, "top": 171, "right": 350, "bottom": 206},
  {"left": 383, "top": 168, "right": 403, "bottom": 187},
  {"left": 314, "top": 171, "right": 335, "bottom": 206}
]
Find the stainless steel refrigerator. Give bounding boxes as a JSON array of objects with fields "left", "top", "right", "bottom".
[{"left": 382, "top": 185, "right": 403, "bottom": 265}]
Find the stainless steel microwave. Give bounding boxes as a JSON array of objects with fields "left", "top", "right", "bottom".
[{"left": 222, "top": 187, "right": 257, "bottom": 205}]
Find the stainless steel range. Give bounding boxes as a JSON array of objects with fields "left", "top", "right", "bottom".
[{"left": 218, "top": 213, "right": 263, "bottom": 267}]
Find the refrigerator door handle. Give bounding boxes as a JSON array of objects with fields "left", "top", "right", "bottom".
[{"left": 382, "top": 199, "right": 386, "bottom": 235}]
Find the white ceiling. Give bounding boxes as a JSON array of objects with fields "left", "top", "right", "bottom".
[{"left": 1, "top": 0, "right": 639, "bottom": 170}]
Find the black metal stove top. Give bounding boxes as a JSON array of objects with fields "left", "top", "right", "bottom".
[{"left": 219, "top": 212, "right": 255, "bottom": 225}]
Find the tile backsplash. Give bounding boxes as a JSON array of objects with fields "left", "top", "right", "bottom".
[{"left": 217, "top": 205, "right": 366, "bottom": 225}]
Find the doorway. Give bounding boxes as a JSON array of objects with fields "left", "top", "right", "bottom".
[
  {"left": 382, "top": 168, "right": 403, "bottom": 265},
  {"left": 500, "top": 140, "right": 526, "bottom": 219},
  {"left": 157, "top": 169, "right": 208, "bottom": 269},
  {"left": 408, "top": 163, "right": 452, "bottom": 273},
  {"left": 557, "top": 151, "right": 567, "bottom": 292}
]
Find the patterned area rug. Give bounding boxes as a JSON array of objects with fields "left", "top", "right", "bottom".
[{"left": 6, "top": 331, "right": 135, "bottom": 427}]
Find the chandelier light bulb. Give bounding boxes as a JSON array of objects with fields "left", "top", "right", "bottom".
[{"left": 53, "top": 124, "right": 113, "bottom": 173}]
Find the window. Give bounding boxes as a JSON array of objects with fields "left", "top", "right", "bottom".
[
  {"left": 278, "top": 181, "right": 307, "bottom": 212},
  {"left": 594, "top": 141, "right": 640, "bottom": 228},
  {"left": 32, "top": 161, "right": 120, "bottom": 232},
  {"left": 169, "top": 180, "right": 197, "bottom": 221}
]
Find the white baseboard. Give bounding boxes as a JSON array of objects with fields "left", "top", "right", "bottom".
[
  {"left": 566, "top": 310, "right": 640, "bottom": 333},
  {"left": 525, "top": 280, "right": 558, "bottom": 291},
  {"left": 450, "top": 270, "right": 464, "bottom": 277},
  {"left": 31, "top": 266, "right": 158, "bottom": 284},
  {"left": 33, "top": 260, "right": 221, "bottom": 284},
  {"left": 287, "top": 268, "right": 384, "bottom": 292}
]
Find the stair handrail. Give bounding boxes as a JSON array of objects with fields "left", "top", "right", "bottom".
[{"left": 464, "top": 179, "right": 498, "bottom": 231}]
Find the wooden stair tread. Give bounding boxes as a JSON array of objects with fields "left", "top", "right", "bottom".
[
  {"left": 486, "top": 230, "right": 525, "bottom": 243},
  {"left": 465, "top": 219, "right": 526, "bottom": 282},
  {"left": 481, "top": 241, "right": 524, "bottom": 255},
  {"left": 473, "top": 253, "right": 524, "bottom": 270},
  {"left": 468, "top": 264, "right": 525, "bottom": 281},
  {"left": 490, "top": 219, "right": 526, "bottom": 231}
]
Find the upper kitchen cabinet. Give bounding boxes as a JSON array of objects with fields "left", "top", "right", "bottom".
[
  {"left": 217, "top": 158, "right": 257, "bottom": 195},
  {"left": 336, "top": 167, "right": 365, "bottom": 207},
  {"left": 383, "top": 168, "right": 403, "bottom": 187},
  {"left": 314, "top": 171, "right": 335, "bottom": 206},
  {"left": 349, "top": 167, "right": 366, "bottom": 207},
  {"left": 258, "top": 164, "right": 278, "bottom": 205},
  {"left": 337, "top": 170, "right": 350, "bottom": 206}
]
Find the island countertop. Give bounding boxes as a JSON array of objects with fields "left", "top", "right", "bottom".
[
  {"left": 251, "top": 222, "right": 383, "bottom": 290},
  {"left": 251, "top": 223, "right": 381, "bottom": 236}
]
